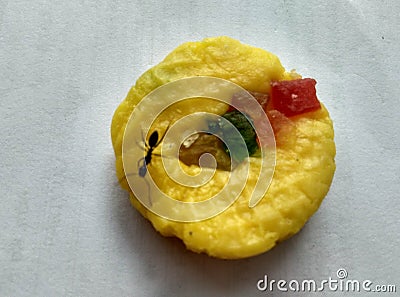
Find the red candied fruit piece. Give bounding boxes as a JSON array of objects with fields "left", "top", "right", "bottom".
[
  {"left": 267, "top": 110, "right": 292, "bottom": 135},
  {"left": 270, "top": 78, "right": 321, "bottom": 117},
  {"left": 227, "top": 91, "right": 269, "bottom": 113}
]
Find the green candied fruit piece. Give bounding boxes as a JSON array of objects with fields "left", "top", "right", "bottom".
[{"left": 209, "top": 111, "right": 258, "bottom": 163}]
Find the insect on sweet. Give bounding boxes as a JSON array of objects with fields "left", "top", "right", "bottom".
[
  {"left": 137, "top": 128, "right": 168, "bottom": 177},
  {"left": 119, "top": 127, "right": 169, "bottom": 206}
]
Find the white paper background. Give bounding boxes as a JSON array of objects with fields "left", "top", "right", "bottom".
[{"left": 1, "top": 1, "right": 399, "bottom": 296}]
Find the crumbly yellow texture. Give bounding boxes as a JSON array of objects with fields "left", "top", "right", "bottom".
[{"left": 111, "top": 36, "right": 336, "bottom": 259}]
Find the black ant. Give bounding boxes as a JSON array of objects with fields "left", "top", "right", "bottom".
[
  {"left": 119, "top": 127, "right": 168, "bottom": 206},
  {"left": 137, "top": 129, "right": 167, "bottom": 177}
]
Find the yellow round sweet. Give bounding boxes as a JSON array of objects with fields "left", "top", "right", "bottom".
[{"left": 111, "top": 36, "right": 336, "bottom": 259}]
